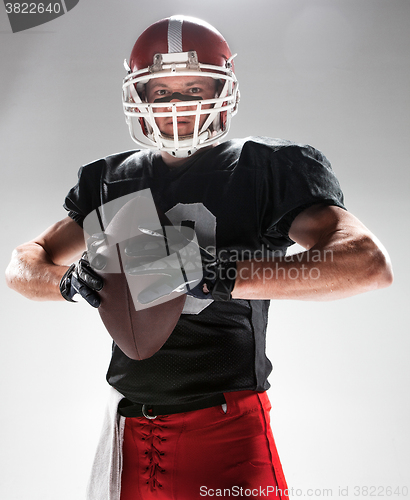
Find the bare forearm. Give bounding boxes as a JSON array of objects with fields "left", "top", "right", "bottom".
[
  {"left": 232, "top": 232, "right": 393, "bottom": 301},
  {"left": 5, "top": 243, "right": 68, "bottom": 301},
  {"left": 6, "top": 217, "right": 87, "bottom": 301}
]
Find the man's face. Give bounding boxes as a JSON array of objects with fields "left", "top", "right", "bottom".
[{"left": 145, "top": 75, "right": 217, "bottom": 137}]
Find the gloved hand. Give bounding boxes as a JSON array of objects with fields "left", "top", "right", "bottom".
[
  {"left": 187, "top": 255, "right": 237, "bottom": 301},
  {"left": 59, "top": 236, "right": 105, "bottom": 308}
]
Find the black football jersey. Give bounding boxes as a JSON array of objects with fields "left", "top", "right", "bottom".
[{"left": 64, "top": 137, "right": 345, "bottom": 404}]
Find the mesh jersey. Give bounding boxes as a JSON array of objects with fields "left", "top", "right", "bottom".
[{"left": 64, "top": 137, "right": 345, "bottom": 404}]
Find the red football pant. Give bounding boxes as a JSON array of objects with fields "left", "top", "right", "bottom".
[{"left": 120, "top": 390, "right": 289, "bottom": 499}]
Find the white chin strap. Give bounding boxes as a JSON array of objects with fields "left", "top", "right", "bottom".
[{"left": 159, "top": 131, "right": 212, "bottom": 158}]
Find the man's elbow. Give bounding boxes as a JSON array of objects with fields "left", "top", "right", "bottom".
[
  {"left": 361, "top": 235, "right": 393, "bottom": 291},
  {"left": 5, "top": 248, "right": 21, "bottom": 291},
  {"left": 5, "top": 243, "right": 40, "bottom": 294}
]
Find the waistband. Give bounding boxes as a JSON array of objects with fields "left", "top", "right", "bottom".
[{"left": 117, "top": 393, "right": 226, "bottom": 419}]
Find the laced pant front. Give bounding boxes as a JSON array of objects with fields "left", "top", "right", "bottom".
[{"left": 120, "top": 391, "right": 289, "bottom": 500}]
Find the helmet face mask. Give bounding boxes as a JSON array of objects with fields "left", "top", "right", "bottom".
[{"left": 122, "top": 16, "right": 239, "bottom": 158}]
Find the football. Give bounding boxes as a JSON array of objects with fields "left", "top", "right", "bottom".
[
  {"left": 98, "top": 276, "right": 186, "bottom": 360},
  {"left": 83, "top": 189, "right": 188, "bottom": 360}
]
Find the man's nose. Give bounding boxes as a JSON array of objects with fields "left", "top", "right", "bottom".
[
  {"left": 154, "top": 92, "right": 201, "bottom": 104},
  {"left": 168, "top": 98, "right": 196, "bottom": 114}
]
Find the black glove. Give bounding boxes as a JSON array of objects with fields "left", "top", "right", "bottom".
[
  {"left": 187, "top": 256, "right": 237, "bottom": 301},
  {"left": 59, "top": 247, "right": 104, "bottom": 308}
]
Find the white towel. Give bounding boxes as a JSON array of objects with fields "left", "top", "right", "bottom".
[{"left": 86, "top": 387, "right": 125, "bottom": 500}]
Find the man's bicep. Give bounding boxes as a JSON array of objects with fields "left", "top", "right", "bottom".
[
  {"left": 34, "top": 216, "right": 86, "bottom": 265},
  {"left": 288, "top": 204, "right": 361, "bottom": 250}
]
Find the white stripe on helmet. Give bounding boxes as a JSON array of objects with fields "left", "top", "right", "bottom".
[{"left": 168, "top": 16, "right": 183, "bottom": 53}]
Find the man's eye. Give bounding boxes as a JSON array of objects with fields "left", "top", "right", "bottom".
[
  {"left": 156, "top": 89, "right": 168, "bottom": 96},
  {"left": 188, "top": 87, "right": 202, "bottom": 94}
]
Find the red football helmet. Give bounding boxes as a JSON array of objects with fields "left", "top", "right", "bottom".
[{"left": 122, "top": 15, "right": 239, "bottom": 158}]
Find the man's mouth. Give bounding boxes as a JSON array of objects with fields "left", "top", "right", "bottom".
[{"left": 166, "top": 118, "right": 191, "bottom": 126}]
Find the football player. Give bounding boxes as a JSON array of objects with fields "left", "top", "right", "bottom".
[{"left": 6, "top": 15, "right": 393, "bottom": 500}]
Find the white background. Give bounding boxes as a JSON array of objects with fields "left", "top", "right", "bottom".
[{"left": 1, "top": 1, "right": 409, "bottom": 498}]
